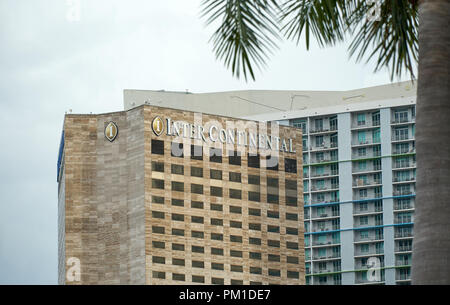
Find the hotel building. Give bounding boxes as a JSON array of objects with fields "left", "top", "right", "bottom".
[
  {"left": 121, "top": 81, "right": 416, "bottom": 285},
  {"left": 57, "top": 104, "right": 305, "bottom": 284}
]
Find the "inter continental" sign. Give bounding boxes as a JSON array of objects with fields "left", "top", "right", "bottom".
[{"left": 152, "top": 116, "right": 296, "bottom": 154}]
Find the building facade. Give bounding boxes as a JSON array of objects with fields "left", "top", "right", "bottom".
[
  {"left": 58, "top": 105, "right": 305, "bottom": 285},
  {"left": 122, "top": 81, "right": 416, "bottom": 285}
]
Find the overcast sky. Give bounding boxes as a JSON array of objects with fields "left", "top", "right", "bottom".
[{"left": 0, "top": 0, "right": 411, "bottom": 284}]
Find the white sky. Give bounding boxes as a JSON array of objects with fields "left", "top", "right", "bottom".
[{"left": 0, "top": 0, "right": 412, "bottom": 284}]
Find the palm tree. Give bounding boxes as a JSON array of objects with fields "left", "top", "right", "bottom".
[{"left": 201, "top": 0, "right": 450, "bottom": 284}]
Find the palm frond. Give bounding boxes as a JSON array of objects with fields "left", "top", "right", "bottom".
[
  {"left": 201, "top": 0, "right": 281, "bottom": 81},
  {"left": 347, "top": 0, "right": 418, "bottom": 80}
]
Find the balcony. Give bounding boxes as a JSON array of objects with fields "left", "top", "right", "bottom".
[
  {"left": 392, "top": 148, "right": 416, "bottom": 155},
  {"left": 392, "top": 136, "right": 415, "bottom": 142},
  {"left": 393, "top": 190, "right": 414, "bottom": 196},
  {"left": 395, "top": 246, "right": 412, "bottom": 253},
  {"left": 351, "top": 140, "right": 381, "bottom": 147},
  {"left": 393, "top": 177, "right": 416, "bottom": 184},
  {"left": 353, "top": 179, "right": 382, "bottom": 188},
  {"left": 395, "top": 232, "right": 414, "bottom": 239},
  {"left": 393, "top": 161, "right": 416, "bottom": 170}
]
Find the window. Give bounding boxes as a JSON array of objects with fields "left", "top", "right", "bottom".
[
  {"left": 268, "top": 225, "right": 280, "bottom": 233},
  {"left": 230, "top": 250, "right": 243, "bottom": 257},
  {"left": 231, "top": 265, "right": 243, "bottom": 273},
  {"left": 249, "top": 252, "right": 261, "bottom": 260},
  {"left": 192, "top": 231, "right": 204, "bottom": 239},
  {"left": 358, "top": 148, "right": 366, "bottom": 157},
  {"left": 248, "top": 175, "right": 260, "bottom": 185},
  {"left": 152, "top": 226, "right": 165, "bottom": 234},
  {"left": 248, "top": 192, "right": 261, "bottom": 202},
  {"left": 360, "top": 216, "right": 369, "bottom": 225},
  {"left": 211, "top": 218, "right": 223, "bottom": 226},
  {"left": 152, "top": 211, "right": 165, "bottom": 219},
  {"left": 171, "top": 181, "right": 184, "bottom": 192},
  {"left": 172, "top": 228, "right": 184, "bottom": 236},
  {"left": 330, "top": 116, "right": 338, "bottom": 130},
  {"left": 268, "top": 269, "right": 281, "bottom": 277},
  {"left": 230, "top": 235, "right": 242, "bottom": 243},
  {"left": 191, "top": 216, "right": 204, "bottom": 224},
  {"left": 287, "top": 256, "right": 299, "bottom": 264},
  {"left": 192, "top": 260, "right": 204, "bottom": 268},
  {"left": 250, "top": 267, "right": 262, "bottom": 275},
  {"left": 229, "top": 150, "right": 241, "bottom": 166},
  {"left": 152, "top": 179, "right": 164, "bottom": 189},
  {"left": 171, "top": 142, "right": 183, "bottom": 157},
  {"left": 286, "top": 213, "right": 298, "bottom": 221},
  {"left": 191, "top": 166, "right": 203, "bottom": 177},
  {"left": 268, "top": 240, "right": 280, "bottom": 248},
  {"left": 286, "top": 227, "right": 298, "bottom": 235},
  {"left": 267, "top": 211, "right": 279, "bottom": 219},
  {"left": 210, "top": 169, "right": 222, "bottom": 180},
  {"left": 249, "top": 208, "right": 261, "bottom": 216},
  {"left": 285, "top": 158, "right": 297, "bottom": 173},
  {"left": 211, "top": 247, "right": 224, "bottom": 255},
  {"left": 172, "top": 273, "right": 185, "bottom": 281},
  {"left": 315, "top": 118, "right": 323, "bottom": 131},
  {"left": 191, "top": 201, "right": 203, "bottom": 209},
  {"left": 171, "top": 164, "right": 184, "bottom": 175},
  {"left": 152, "top": 161, "right": 164, "bottom": 172},
  {"left": 191, "top": 184, "right": 203, "bottom": 194},
  {"left": 268, "top": 254, "right": 280, "bottom": 262},
  {"left": 211, "top": 278, "right": 224, "bottom": 285},
  {"left": 151, "top": 140, "right": 164, "bottom": 155},
  {"left": 210, "top": 147, "right": 222, "bottom": 163},
  {"left": 211, "top": 186, "right": 223, "bottom": 197},
  {"left": 211, "top": 233, "right": 223, "bottom": 240},
  {"left": 172, "top": 243, "right": 184, "bottom": 251},
  {"left": 286, "top": 242, "right": 298, "bottom": 250},
  {"left": 152, "top": 256, "right": 165, "bottom": 264},
  {"left": 152, "top": 196, "right": 164, "bottom": 204},
  {"left": 358, "top": 131, "right": 366, "bottom": 144},
  {"left": 249, "top": 237, "right": 261, "bottom": 245},
  {"left": 192, "top": 275, "right": 205, "bottom": 283},
  {"left": 192, "top": 245, "right": 204, "bottom": 253},
  {"left": 171, "top": 198, "right": 183, "bottom": 206},
  {"left": 191, "top": 145, "right": 203, "bottom": 160},
  {"left": 172, "top": 258, "right": 185, "bottom": 266},
  {"left": 315, "top": 135, "right": 324, "bottom": 147},
  {"left": 249, "top": 223, "right": 261, "bottom": 231},
  {"left": 229, "top": 189, "right": 242, "bottom": 199},
  {"left": 248, "top": 153, "right": 260, "bottom": 168},
  {"left": 230, "top": 221, "right": 242, "bottom": 228},
  {"left": 152, "top": 271, "right": 165, "bottom": 279},
  {"left": 373, "top": 128, "right": 380, "bottom": 143},
  {"left": 372, "top": 111, "right": 380, "bottom": 126},
  {"left": 229, "top": 172, "right": 241, "bottom": 182},
  {"left": 230, "top": 206, "right": 242, "bottom": 214},
  {"left": 152, "top": 241, "right": 165, "bottom": 249},
  {"left": 357, "top": 113, "right": 366, "bottom": 126},
  {"left": 211, "top": 263, "right": 224, "bottom": 270},
  {"left": 210, "top": 203, "right": 223, "bottom": 211}
]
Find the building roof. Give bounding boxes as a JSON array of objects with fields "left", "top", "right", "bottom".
[{"left": 123, "top": 81, "right": 416, "bottom": 120}]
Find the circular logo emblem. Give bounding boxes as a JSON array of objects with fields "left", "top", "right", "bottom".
[
  {"left": 152, "top": 116, "right": 164, "bottom": 136},
  {"left": 105, "top": 121, "right": 118, "bottom": 142}
]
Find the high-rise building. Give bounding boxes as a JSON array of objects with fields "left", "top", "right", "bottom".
[
  {"left": 122, "top": 81, "right": 416, "bottom": 285},
  {"left": 57, "top": 104, "right": 305, "bottom": 284}
]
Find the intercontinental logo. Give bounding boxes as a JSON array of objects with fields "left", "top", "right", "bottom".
[
  {"left": 151, "top": 116, "right": 296, "bottom": 154},
  {"left": 104, "top": 121, "right": 118, "bottom": 142}
]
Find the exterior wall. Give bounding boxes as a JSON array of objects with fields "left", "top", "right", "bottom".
[
  {"left": 62, "top": 108, "right": 146, "bottom": 284},
  {"left": 143, "top": 106, "right": 304, "bottom": 285},
  {"left": 60, "top": 105, "right": 305, "bottom": 285}
]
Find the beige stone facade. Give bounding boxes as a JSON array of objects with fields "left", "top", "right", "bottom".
[{"left": 58, "top": 104, "right": 304, "bottom": 285}]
